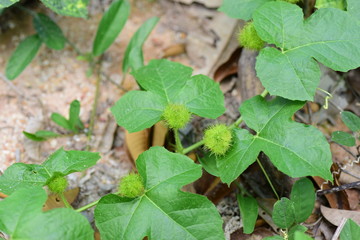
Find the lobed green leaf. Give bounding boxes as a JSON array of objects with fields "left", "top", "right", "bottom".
[
  {"left": 254, "top": 1, "right": 360, "bottom": 100},
  {"left": 122, "top": 17, "right": 159, "bottom": 72},
  {"left": 315, "top": 0, "right": 346, "bottom": 10},
  {"left": 33, "top": 13, "right": 66, "bottom": 50},
  {"left": 215, "top": 95, "right": 332, "bottom": 184},
  {"left": 0, "top": 187, "right": 94, "bottom": 240},
  {"left": 0, "top": 148, "right": 101, "bottom": 194},
  {"left": 340, "top": 219, "right": 360, "bottom": 240},
  {"left": 0, "top": 0, "right": 19, "bottom": 8},
  {"left": 5, "top": 34, "right": 42, "bottom": 80},
  {"left": 95, "top": 147, "right": 225, "bottom": 240},
  {"left": 218, "top": 0, "right": 273, "bottom": 21},
  {"left": 92, "top": 0, "right": 130, "bottom": 56}
]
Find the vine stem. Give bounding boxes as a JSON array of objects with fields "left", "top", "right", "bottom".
[
  {"left": 256, "top": 158, "right": 279, "bottom": 200},
  {"left": 75, "top": 191, "right": 121, "bottom": 212},
  {"left": 174, "top": 129, "right": 184, "bottom": 154},
  {"left": 183, "top": 89, "right": 269, "bottom": 155},
  {"left": 59, "top": 192, "right": 73, "bottom": 209},
  {"left": 86, "top": 59, "right": 102, "bottom": 151}
]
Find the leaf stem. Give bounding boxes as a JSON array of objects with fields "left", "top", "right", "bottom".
[
  {"left": 174, "top": 129, "right": 184, "bottom": 154},
  {"left": 59, "top": 192, "right": 73, "bottom": 209},
  {"left": 183, "top": 140, "right": 204, "bottom": 155},
  {"left": 256, "top": 158, "right": 279, "bottom": 200},
  {"left": 75, "top": 191, "right": 120, "bottom": 212}
]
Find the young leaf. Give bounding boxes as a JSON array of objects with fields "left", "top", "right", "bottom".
[
  {"left": 0, "top": 187, "right": 94, "bottom": 240},
  {"left": 23, "top": 131, "right": 47, "bottom": 141},
  {"left": 122, "top": 17, "right": 159, "bottom": 72},
  {"left": 237, "top": 194, "right": 258, "bottom": 234},
  {"left": 254, "top": 2, "right": 360, "bottom": 100},
  {"left": 340, "top": 219, "right": 360, "bottom": 240},
  {"left": 51, "top": 112, "right": 71, "bottom": 130},
  {"left": 33, "top": 13, "right": 66, "bottom": 50},
  {"left": 263, "top": 237, "right": 283, "bottom": 240},
  {"left": 272, "top": 198, "right": 296, "bottom": 229},
  {"left": 95, "top": 147, "right": 225, "bottom": 240},
  {"left": 0, "top": 0, "right": 19, "bottom": 8},
  {"left": 5, "top": 34, "right": 42, "bottom": 80},
  {"left": 0, "top": 148, "right": 101, "bottom": 194},
  {"left": 68, "top": 99, "right": 84, "bottom": 132},
  {"left": 293, "top": 231, "right": 313, "bottom": 240},
  {"left": 92, "top": 0, "right": 130, "bottom": 56},
  {"left": 40, "top": 0, "right": 89, "bottom": 18},
  {"left": 218, "top": 0, "right": 273, "bottom": 21},
  {"left": 216, "top": 96, "right": 333, "bottom": 184},
  {"left": 331, "top": 131, "right": 356, "bottom": 147},
  {"left": 112, "top": 59, "right": 225, "bottom": 132},
  {"left": 290, "top": 178, "right": 315, "bottom": 223},
  {"left": 341, "top": 111, "right": 360, "bottom": 132},
  {"left": 34, "top": 130, "right": 60, "bottom": 138},
  {"left": 289, "top": 225, "right": 307, "bottom": 240}
]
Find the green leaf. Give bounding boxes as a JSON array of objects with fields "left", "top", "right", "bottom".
[
  {"left": 218, "top": 0, "right": 273, "bottom": 21},
  {"left": 111, "top": 91, "right": 167, "bottom": 133},
  {"left": 273, "top": 197, "right": 296, "bottom": 229},
  {"left": 332, "top": 131, "right": 356, "bottom": 146},
  {"left": 51, "top": 112, "right": 71, "bottom": 130},
  {"left": 340, "top": 219, "right": 360, "bottom": 240},
  {"left": 237, "top": 194, "right": 258, "bottom": 234},
  {"left": 0, "top": 0, "right": 19, "bottom": 8},
  {"left": 347, "top": 0, "right": 360, "bottom": 22},
  {"left": 341, "top": 111, "right": 360, "bottom": 132},
  {"left": 40, "top": 0, "right": 89, "bottom": 18},
  {"left": 289, "top": 225, "right": 308, "bottom": 240},
  {"left": 0, "top": 148, "right": 101, "bottom": 194},
  {"left": 216, "top": 96, "right": 333, "bottom": 184},
  {"left": 315, "top": 0, "right": 346, "bottom": 10},
  {"left": 293, "top": 231, "right": 313, "bottom": 240},
  {"left": 34, "top": 130, "right": 60, "bottom": 138},
  {"left": 122, "top": 17, "right": 159, "bottom": 72},
  {"left": 263, "top": 237, "right": 284, "bottom": 240},
  {"left": 290, "top": 178, "right": 315, "bottom": 223},
  {"left": 0, "top": 187, "right": 94, "bottom": 239},
  {"left": 112, "top": 59, "right": 225, "bottom": 132},
  {"left": 68, "top": 100, "right": 83, "bottom": 132},
  {"left": 254, "top": 2, "right": 360, "bottom": 100},
  {"left": 5, "top": 34, "right": 42, "bottom": 80},
  {"left": 33, "top": 13, "right": 66, "bottom": 50},
  {"left": 199, "top": 153, "right": 220, "bottom": 177},
  {"left": 95, "top": 147, "right": 225, "bottom": 240},
  {"left": 92, "top": 0, "right": 130, "bottom": 56},
  {"left": 23, "top": 131, "right": 47, "bottom": 141}
]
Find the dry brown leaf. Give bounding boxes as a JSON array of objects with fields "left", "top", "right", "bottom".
[
  {"left": 320, "top": 205, "right": 360, "bottom": 226},
  {"left": 125, "top": 129, "right": 150, "bottom": 161},
  {"left": 43, "top": 187, "right": 79, "bottom": 211},
  {"left": 162, "top": 43, "right": 186, "bottom": 58}
]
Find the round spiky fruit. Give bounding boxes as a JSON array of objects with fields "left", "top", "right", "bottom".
[
  {"left": 203, "top": 124, "right": 232, "bottom": 156},
  {"left": 237, "top": 22, "right": 265, "bottom": 51},
  {"left": 162, "top": 104, "right": 191, "bottom": 129},
  {"left": 47, "top": 176, "right": 68, "bottom": 194},
  {"left": 118, "top": 173, "right": 144, "bottom": 198}
]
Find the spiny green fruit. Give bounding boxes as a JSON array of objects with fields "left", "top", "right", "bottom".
[
  {"left": 162, "top": 104, "right": 191, "bottom": 129},
  {"left": 237, "top": 22, "right": 264, "bottom": 51},
  {"left": 47, "top": 176, "right": 68, "bottom": 194},
  {"left": 204, "top": 124, "right": 232, "bottom": 156},
  {"left": 118, "top": 173, "right": 144, "bottom": 198}
]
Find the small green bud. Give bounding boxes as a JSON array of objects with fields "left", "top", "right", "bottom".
[
  {"left": 118, "top": 173, "right": 144, "bottom": 198},
  {"left": 237, "top": 22, "right": 265, "bottom": 51},
  {"left": 47, "top": 176, "right": 68, "bottom": 194},
  {"left": 203, "top": 124, "right": 232, "bottom": 156},
  {"left": 162, "top": 104, "right": 191, "bottom": 129}
]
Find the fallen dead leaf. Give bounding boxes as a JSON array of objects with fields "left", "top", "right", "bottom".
[{"left": 320, "top": 205, "right": 360, "bottom": 226}]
